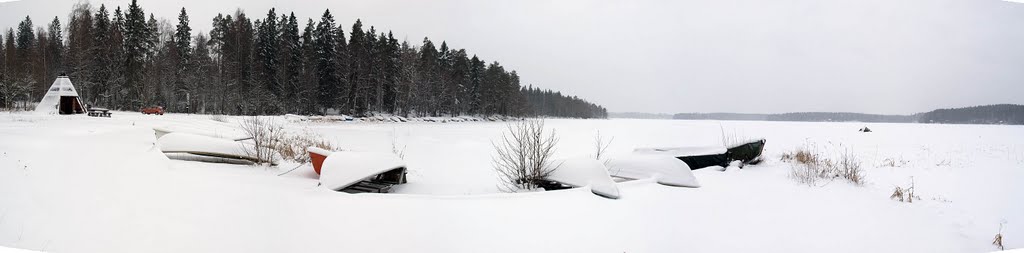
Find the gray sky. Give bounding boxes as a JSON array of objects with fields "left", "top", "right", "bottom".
[{"left": 2, "top": 0, "right": 1024, "bottom": 114}]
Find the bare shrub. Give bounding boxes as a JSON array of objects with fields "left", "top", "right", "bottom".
[
  {"left": 782, "top": 144, "right": 864, "bottom": 186},
  {"left": 492, "top": 119, "right": 559, "bottom": 192},
  {"left": 593, "top": 130, "right": 613, "bottom": 160},
  {"left": 239, "top": 116, "right": 285, "bottom": 165}
]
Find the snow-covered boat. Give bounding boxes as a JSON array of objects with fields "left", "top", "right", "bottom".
[
  {"left": 541, "top": 158, "right": 621, "bottom": 199},
  {"left": 603, "top": 154, "right": 700, "bottom": 187},
  {"left": 152, "top": 124, "right": 250, "bottom": 141},
  {"left": 317, "top": 151, "right": 408, "bottom": 193},
  {"left": 158, "top": 132, "right": 281, "bottom": 165},
  {"left": 634, "top": 138, "right": 766, "bottom": 169}
]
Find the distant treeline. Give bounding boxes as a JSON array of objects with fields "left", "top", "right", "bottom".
[
  {"left": 608, "top": 112, "right": 673, "bottom": 119},
  {"left": 919, "top": 104, "right": 1024, "bottom": 125},
  {"left": 0, "top": 0, "right": 607, "bottom": 118},
  {"left": 672, "top": 112, "right": 919, "bottom": 122},
  {"left": 671, "top": 104, "right": 1024, "bottom": 125}
]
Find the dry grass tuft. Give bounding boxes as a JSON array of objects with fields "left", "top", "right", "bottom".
[
  {"left": 782, "top": 145, "right": 864, "bottom": 186},
  {"left": 275, "top": 130, "right": 336, "bottom": 163},
  {"left": 993, "top": 222, "right": 1005, "bottom": 251},
  {"left": 878, "top": 157, "right": 910, "bottom": 167},
  {"left": 890, "top": 177, "right": 920, "bottom": 203}
]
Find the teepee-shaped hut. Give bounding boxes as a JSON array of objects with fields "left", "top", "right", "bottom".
[{"left": 35, "top": 76, "right": 86, "bottom": 114}]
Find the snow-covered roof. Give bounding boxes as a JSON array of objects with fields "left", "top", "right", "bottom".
[
  {"left": 633, "top": 146, "right": 727, "bottom": 157},
  {"left": 319, "top": 151, "right": 406, "bottom": 191},
  {"left": 545, "top": 158, "right": 621, "bottom": 199},
  {"left": 34, "top": 76, "right": 83, "bottom": 114},
  {"left": 604, "top": 154, "right": 700, "bottom": 187}
]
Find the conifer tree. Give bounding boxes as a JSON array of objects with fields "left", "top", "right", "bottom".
[{"left": 313, "top": 10, "right": 340, "bottom": 113}]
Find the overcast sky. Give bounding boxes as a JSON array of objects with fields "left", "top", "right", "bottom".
[{"left": 2, "top": 0, "right": 1023, "bottom": 114}]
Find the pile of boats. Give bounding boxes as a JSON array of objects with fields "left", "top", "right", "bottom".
[
  {"left": 151, "top": 121, "right": 765, "bottom": 199},
  {"left": 535, "top": 138, "right": 767, "bottom": 199}
]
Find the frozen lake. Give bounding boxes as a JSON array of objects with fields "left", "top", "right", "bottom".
[{"left": 0, "top": 113, "right": 1021, "bottom": 252}]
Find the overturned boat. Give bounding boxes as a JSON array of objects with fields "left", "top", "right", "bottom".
[
  {"left": 157, "top": 132, "right": 281, "bottom": 165},
  {"left": 634, "top": 138, "right": 766, "bottom": 170},
  {"left": 538, "top": 158, "right": 621, "bottom": 199},
  {"left": 603, "top": 154, "right": 700, "bottom": 187}
]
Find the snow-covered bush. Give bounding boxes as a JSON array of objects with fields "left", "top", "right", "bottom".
[
  {"left": 240, "top": 116, "right": 285, "bottom": 165},
  {"left": 492, "top": 119, "right": 559, "bottom": 192},
  {"left": 782, "top": 144, "right": 864, "bottom": 186}
]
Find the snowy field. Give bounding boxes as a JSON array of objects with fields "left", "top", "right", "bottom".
[{"left": 0, "top": 112, "right": 1021, "bottom": 252}]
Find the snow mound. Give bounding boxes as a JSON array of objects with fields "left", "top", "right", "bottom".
[{"left": 604, "top": 154, "right": 700, "bottom": 187}]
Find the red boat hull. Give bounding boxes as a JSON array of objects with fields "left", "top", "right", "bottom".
[{"left": 308, "top": 148, "right": 332, "bottom": 175}]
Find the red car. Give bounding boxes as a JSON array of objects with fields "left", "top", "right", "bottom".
[{"left": 141, "top": 106, "right": 165, "bottom": 115}]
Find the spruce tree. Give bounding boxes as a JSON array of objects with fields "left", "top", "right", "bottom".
[
  {"left": 255, "top": 8, "right": 280, "bottom": 102},
  {"left": 0, "top": 33, "right": 4, "bottom": 80},
  {"left": 15, "top": 16, "right": 34, "bottom": 81},
  {"left": 313, "top": 10, "right": 340, "bottom": 113},
  {"left": 108, "top": 7, "right": 126, "bottom": 107},
  {"left": 278, "top": 13, "right": 302, "bottom": 112},
  {"left": 468, "top": 55, "right": 484, "bottom": 114},
  {"left": 3, "top": 30, "right": 13, "bottom": 80},
  {"left": 174, "top": 8, "right": 192, "bottom": 64},
  {"left": 299, "top": 18, "right": 317, "bottom": 114},
  {"left": 123, "top": 0, "right": 148, "bottom": 108},
  {"left": 347, "top": 19, "right": 366, "bottom": 114},
  {"left": 46, "top": 17, "right": 63, "bottom": 78},
  {"left": 417, "top": 37, "right": 439, "bottom": 116},
  {"left": 175, "top": 7, "right": 193, "bottom": 112},
  {"left": 90, "top": 5, "right": 113, "bottom": 106}
]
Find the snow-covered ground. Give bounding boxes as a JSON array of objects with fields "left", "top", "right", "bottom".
[{"left": 0, "top": 112, "right": 1021, "bottom": 252}]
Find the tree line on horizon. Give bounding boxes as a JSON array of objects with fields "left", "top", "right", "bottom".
[
  {"left": 918, "top": 104, "right": 1024, "bottom": 125},
  {"left": 670, "top": 104, "right": 1024, "bottom": 125},
  {"left": 0, "top": 0, "right": 608, "bottom": 118}
]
